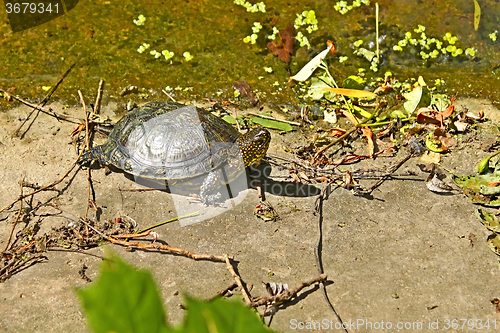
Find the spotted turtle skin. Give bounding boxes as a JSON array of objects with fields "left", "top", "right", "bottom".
[{"left": 79, "top": 102, "right": 271, "bottom": 204}]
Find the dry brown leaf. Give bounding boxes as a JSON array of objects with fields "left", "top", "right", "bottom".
[
  {"left": 233, "top": 80, "right": 258, "bottom": 106},
  {"left": 267, "top": 25, "right": 294, "bottom": 64}
]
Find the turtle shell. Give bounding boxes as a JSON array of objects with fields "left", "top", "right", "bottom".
[{"left": 100, "top": 102, "right": 240, "bottom": 180}]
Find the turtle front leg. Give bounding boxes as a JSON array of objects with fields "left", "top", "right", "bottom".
[{"left": 199, "top": 169, "right": 223, "bottom": 205}]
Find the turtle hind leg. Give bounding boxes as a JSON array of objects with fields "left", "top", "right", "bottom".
[{"left": 199, "top": 170, "right": 223, "bottom": 206}]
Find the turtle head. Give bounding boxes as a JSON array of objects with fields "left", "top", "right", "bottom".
[{"left": 235, "top": 126, "right": 271, "bottom": 167}]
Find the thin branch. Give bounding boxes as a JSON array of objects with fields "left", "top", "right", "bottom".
[
  {"left": 0, "top": 88, "right": 81, "bottom": 123},
  {"left": 79, "top": 219, "right": 228, "bottom": 261},
  {"left": 78, "top": 90, "right": 92, "bottom": 220},
  {"left": 2, "top": 180, "right": 24, "bottom": 253},
  {"left": 223, "top": 254, "right": 253, "bottom": 306},
  {"left": 13, "top": 63, "right": 76, "bottom": 136},
  {"left": 94, "top": 79, "right": 105, "bottom": 114},
  {"left": 251, "top": 273, "right": 327, "bottom": 307},
  {"left": 47, "top": 248, "right": 105, "bottom": 260},
  {"left": 0, "top": 150, "right": 85, "bottom": 215},
  {"left": 361, "top": 152, "right": 412, "bottom": 194}
]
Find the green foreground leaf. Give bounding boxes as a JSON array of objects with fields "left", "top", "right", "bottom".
[
  {"left": 173, "top": 296, "right": 275, "bottom": 333},
  {"left": 76, "top": 251, "right": 278, "bottom": 333},
  {"left": 76, "top": 251, "right": 169, "bottom": 333}
]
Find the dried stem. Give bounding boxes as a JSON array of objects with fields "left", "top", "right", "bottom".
[
  {"left": 251, "top": 273, "right": 327, "bottom": 307},
  {"left": 0, "top": 88, "right": 81, "bottom": 123},
  {"left": 361, "top": 152, "right": 412, "bottom": 193},
  {"left": 94, "top": 79, "right": 105, "bottom": 114},
  {"left": 78, "top": 90, "right": 92, "bottom": 219},
  {"left": 13, "top": 63, "right": 76, "bottom": 136},
  {"left": 223, "top": 254, "right": 253, "bottom": 306},
  {"left": 2, "top": 180, "right": 24, "bottom": 253},
  {"left": 0, "top": 149, "right": 85, "bottom": 215}
]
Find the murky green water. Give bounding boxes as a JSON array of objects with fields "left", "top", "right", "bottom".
[{"left": 1, "top": 0, "right": 499, "bottom": 110}]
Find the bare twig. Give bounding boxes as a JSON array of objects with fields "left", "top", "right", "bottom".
[
  {"left": 94, "top": 79, "right": 105, "bottom": 114},
  {"left": 79, "top": 219, "right": 228, "bottom": 261},
  {"left": 0, "top": 149, "right": 85, "bottom": 215},
  {"left": 161, "top": 89, "right": 177, "bottom": 102},
  {"left": 0, "top": 255, "right": 48, "bottom": 282},
  {"left": 312, "top": 126, "right": 358, "bottom": 161},
  {"left": 223, "top": 253, "right": 253, "bottom": 306},
  {"left": 210, "top": 282, "right": 238, "bottom": 300},
  {"left": 232, "top": 107, "right": 241, "bottom": 133},
  {"left": 0, "top": 89, "right": 81, "bottom": 123},
  {"left": 13, "top": 63, "right": 76, "bottom": 136},
  {"left": 252, "top": 273, "right": 327, "bottom": 307},
  {"left": 361, "top": 152, "right": 412, "bottom": 194},
  {"left": 2, "top": 180, "right": 24, "bottom": 253},
  {"left": 78, "top": 91, "right": 92, "bottom": 220},
  {"left": 47, "top": 248, "right": 105, "bottom": 260}
]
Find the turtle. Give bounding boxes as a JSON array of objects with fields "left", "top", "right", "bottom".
[{"left": 78, "top": 102, "right": 271, "bottom": 205}]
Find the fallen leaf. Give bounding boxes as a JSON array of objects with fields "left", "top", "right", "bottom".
[
  {"left": 71, "top": 124, "right": 87, "bottom": 136},
  {"left": 264, "top": 282, "right": 289, "bottom": 297},
  {"left": 473, "top": 0, "right": 481, "bottom": 31},
  {"left": 373, "top": 84, "right": 393, "bottom": 94},
  {"left": 426, "top": 172, "right": 454, "bottom": 193},
  {"left": 487, "top": 233, "right": 500, "bottom": 256},
  {"left": 254, "top": 201, "right": 278, "bottom": 222},
  {"left": 475, "top": 209, "right": 500, "bottom": 233},
  {"left": 324, "top": 109, "right": 337, "bottom": 124},
  {"left": 361, "top": 126, "right": 375, "bottom": 156},
  {"left": 329, "top": 127, "right": 346, "bottom": 137},
  {"left": 403, "top": 85, "right": 431, "bottom": 115},
  {"left": 289, "top": 42, "right": 334, "bottom": 82},
  {"left": 267, "top": 25, "right": 294, "bottom": 64},
  {"left": 419, "top": 151, "right": 441, "bottom": 164},
  {"left": 233, "top": 80, "right": 258, "bottom": 106},
  {"left": 250, "top": 116, "right": 293, "bottom": 131},
  {"left": 321, "top": 87, "right": 377, "bottom": 99}
]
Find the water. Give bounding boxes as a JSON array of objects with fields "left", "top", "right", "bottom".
[{"left": 1, "top": 0, "right": 499, "bottom": 109}]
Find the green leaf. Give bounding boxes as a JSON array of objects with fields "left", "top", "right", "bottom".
[
  {"left": 222, "top": 116, "right": 237, "bottom": 124},
  {"left": 430, "top": 93, "right": 451, "bottom": 112},
  {"left": 390, "top": 110, "right": 407, "bottom": 119},
  {"left": 76, "top": 251, "right": 169, "bottom": 333},
  {"left": 478, "top": 156, "right": 491, "bottom": 174},
  {"left": 487, "top": 233, "right": 500, "bottom": 256},
  {"left": 352, "top": 105, "right": 373, "bottom": 119},
  {"left": 425, "top": 136, "right": 445, "bottom": 153},
  {"left": 403, "top": 86, "right": 431, "bottom": 115},
  {"left": 173, "top": 296, "right": 275, "bottom": 333},
  {"left": 453, "top": 174, "right": 500, "bottom": 206},
  {"left": 355, "top": 48, "right": 376, "bottom": 62},
  {"left": 473, "top": 0, "right": 481, "bottom": 31},
  {"left": 250, "top": 116, "right": 293, "bottom": 131},
  {"left": 342, "top": 75, "right": 366, "bottom": 90},
  {"left": 307, "top": 77, "right": 336, "bottom": 100},
  {"left": 475, "top": 209, "right": 500, "bottom": 233}
]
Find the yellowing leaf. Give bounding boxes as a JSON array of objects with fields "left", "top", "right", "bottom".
[
  {"left": 321, "top": 87, "right": 377, "bottom": 99},
  {"left": 473, "top": 0, "right": 481, "bottom": 31}
]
